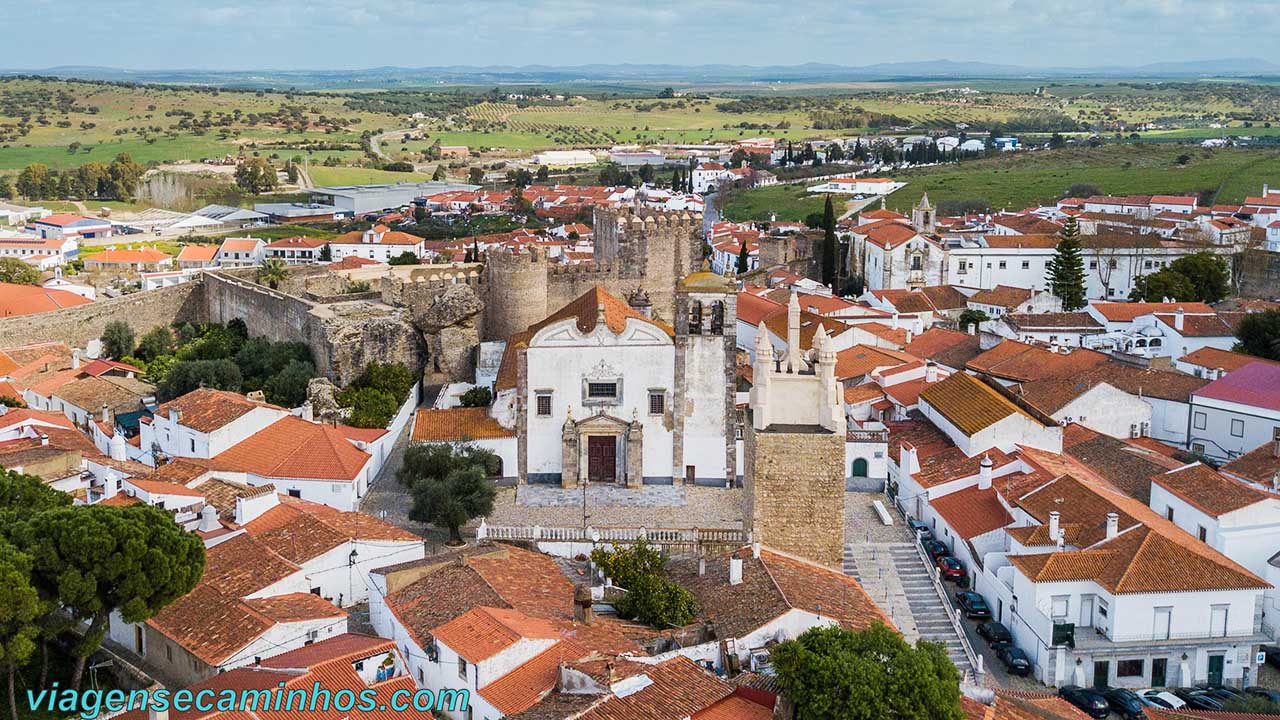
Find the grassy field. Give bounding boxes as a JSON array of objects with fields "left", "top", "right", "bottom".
[
  {"left": 306, "top": 165, "right": 432, "bottom": 186},
  {"left": 723, "top": 145, "right": 1280, "bottom": 221}
]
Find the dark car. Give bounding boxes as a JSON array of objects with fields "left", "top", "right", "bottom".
[
  {"left": 1102, "top": 688, "right": 1148, "bottom": 720},
  {"left": 937, "top": 555, "right": 967, "bottom": 583},
  {"left": 1245, "top": 686, "right": 1280, "bottom": 703},
  {"left": 953, "top": 590, "right": 991, "bottom": 619},
  {"left": 1170, "top": 688, "right": 1225, "bottom": 710},
  {"left": 976, "top": 621, "right": 1012, "bottom": 645},
  {"left": 994, "top": 644, "right": 1032, "bottom": 676},
  {"left": 1194, "top": 683, "right": 1243, "bottom": 702},
  {"left": 922, "top": 539, "right": 948, "bottom": 560},
  {"left": 1058, "top": 685, "right": 1111, "bottom": 719}
]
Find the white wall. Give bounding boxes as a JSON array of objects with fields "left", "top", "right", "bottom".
[{"left": 1054, "top": 384, "right": 1152, "bottom": 440}]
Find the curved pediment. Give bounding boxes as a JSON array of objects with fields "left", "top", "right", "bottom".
[{"left": 531, "top": 316, "right": 673, "bottom": 348}]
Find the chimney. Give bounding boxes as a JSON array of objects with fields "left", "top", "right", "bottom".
[
  {"left": 573, "top": 585, "right": 594, "bottom": 626},
  {"left": 978, "top": 454, "right": 992, "bottom": 490},
  {"left": 905, "top": 329, "right": 913, "bottom": 344},
  {"left": 1105, "top": 512, "right": 1119, "bottom": 540},
  {"left": 101, "top": 403, "right": 110, "bottom": 424},
  {"left": 1174, "top": 308, "right": 1185, "bottom": 332},
  {"left": 729, "top": 557, "right": 743, "bottom": 586},
  {"left": 752, "top": 542, "right": 761, "bottom": 559},
  {"left": 109, "top": 432, "right": 126, "bottom": 462},
  {"left": 1271, "top": 428, "right": 1280, "bottom": 459},
  {"left": 891, "top": 312, "right": 900, "bottom": 329},
  {"left": 698, "top": 557, "right": 706, "bottom": 576},
  {"left": 301, "top": 402, "right": 314, "bottom": 422},
  {"left": 39, "top": 433, "right": 48, "bottom": 446},
  {"left": 72, "top": 349, "right": 81, "bottom": 369},
  {"left": 925, "top": 360, "right": 938, "bottom": 384},
  {"left": 967, "top": 322, "right": 976, "bottom": 336},
  {"left": 197, "top": 504, "right": 220, "bottom": 533},
  {"left": 1048, "top": 510, "right": 1060, "bottom": 542},
  {"left": 102, "top": 472, "right": 119, "bottom": 499},
  {"left": 149, "top": 701, "right": 169, "bottom": 720}
]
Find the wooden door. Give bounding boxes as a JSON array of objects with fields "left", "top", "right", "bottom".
[{"left": 587, "top": 436, "right": 616, "bottom": 482}]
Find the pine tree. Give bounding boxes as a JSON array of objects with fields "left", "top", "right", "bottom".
[
  {"left": 1047, "top": 215, "right": 1087, "bottom": 311},
  {"left": 821, "top": 195, "right": 837, "bottom": 288}
]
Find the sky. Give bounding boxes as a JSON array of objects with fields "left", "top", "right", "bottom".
[{"left": 2, "top": 0, "right": 1277, "bottom": 71}]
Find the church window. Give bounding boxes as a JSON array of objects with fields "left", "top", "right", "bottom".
[
  {"left": 688, "top": 302, "right": 703, "bottom": 335},
  {"left": 587, "top": 382, "right": 618, "bottom": 400},
  {"left": 535, "top": 393, "right": 552, "bottom": 417},
  {"left": 648, "top": 391, "right": 665, "bottom": 415},
  {"left": 710, "top": 301, "right": 725, "bottom": 335}
]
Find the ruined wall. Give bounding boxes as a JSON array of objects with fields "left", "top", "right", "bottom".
[
  {"left": 743, "top": 425, "right": 846, "bottom": 568},
  {"left": 1237, "top": 248, "right": 1280, "bottom": 299},
  {"left": 0, "top": 281, "right": 204, "bottom": 348},
  {"left": 202, "top": 272, "right": 424, "bottom": 384}
]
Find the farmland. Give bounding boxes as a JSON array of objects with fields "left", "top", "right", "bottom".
[{"left": 723, "top": 145, "right": 1280, "bottom": 222}]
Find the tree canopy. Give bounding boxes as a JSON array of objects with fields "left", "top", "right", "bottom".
[
  {"left": 0, "top": 258, "right": 40, "bottom": 286},
  {"left": 100, "top": 320, "right": 135, "bottom": 360},
  {"left": 772, "top": 624, "right": 963, "bottom": 720},
  {"left": 590, "top": 541, "right": 697, "bottom": 628},
  {"left": 1168, "top": 252, "right": 1230, "bottom": 303},
  {"left": 1046, "top": 216, "right": 1087, "bottom": 311},
  {"left": 234, "top": 157, "right": 278, "bottom": 194},
  {"left": 1235, "top": 310, "right": 1280, "bottom": 362},
  {"left": 398, "top": 443, "right": 498, "bottom": 544}
]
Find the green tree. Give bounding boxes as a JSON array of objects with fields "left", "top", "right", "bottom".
[
  {"left": 0, "top": 177, "right": 12, "bottom": 199},
  {"left": 413, "top": 204, "right": 428, "bottom": 224},
  {"left": 1046, "top": 216, "right": 1087, "bottom": 311},
  {"left": 263, "top": 359, "right": 315, "bottom": 407},
  {"left": 15, "top": 164, "right": 49, "bottom": 199},
  {"left": 157, "top": 359, "right": 242, "bottom": 401},
  {"left": 1235, "top": 310, "right": 1280, "bottom": 361},
  {"left": 772, "top": 624, "right": 963, "bottom": 720},
  {"left": 1168, "top": 252, "right": 1230, "bottom": 303},
  {"left": 104, "top": 153, "right": 144, "bottom": 200},
  {"left": 100, "top": 320, "right": 135, "bottom": 360},
  {"left": 821, "top": 195, "right": 838, "bottom": 288},
  {"left": 389, "top": 251, "right": 421, "bottom": 266},
  {"left": 0, "top": 540, "right": 40, "bottom": 720},
  {"left": 134, "top": 326, "right": 174, "bottom": 363},
  {"left": 1129, "top": 269, "right": 1196, "bottom": 302},
  {"left": 468, "top": 167, "right": 485, "bottom": 185},
  {"left": 458, "top": 386, "right": 492, "bottom": 408},
  {"left": 590, "top": 541, "right": 696, "bottom": 628},
  {"left": 535, "top": 165, "right": 549, "bottom": 182},
  {"left": 0, "top": 258, "right": 40, "bottom": 286},
  {"left": 957, "top": 309, "right": 989, "bottom": 329},
  {"left": 432, "top": 165, "right": 447, "bottom": 181},
  {"left": 339, "top": 387, "right": 399, "bottom": 428},
  {"left": 398, "top": 443, "right": 499, "bottom": 545},
  {"left": 234, "top": 157, "right": 278, "bottom": 194},
  {"left": 736, "top": 241, "right": 750, "bottom": 274},
  {"left": 21, "top": 505, "right": 205, "bottom": 690},
  {"left": 256, "top": 258, "right": 288, "bottom": 289}
]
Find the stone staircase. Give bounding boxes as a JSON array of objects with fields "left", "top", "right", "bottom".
[{"left": 844, "top": 541, "right": 973, "bottom": 674}]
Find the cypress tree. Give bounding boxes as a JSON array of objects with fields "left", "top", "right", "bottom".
[
  {"left": 821, "top": 195, "right": 837, "bottom": 288},
  {"left": 1047, "top": 215, "right": 1087, "bottom": 310},
  {"left": 736, "top": 241, "right": 750, "bottom": 274}
]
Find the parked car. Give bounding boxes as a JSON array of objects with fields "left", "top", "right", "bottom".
[
  {"left": 936, "top": 555, "right": 967, "bottom": 584},
  {"left": 1170, "top": 688, "right": 1225, "bottom": 710},
  {"left": 922, "top": 539, "right": 948, "bottom": 560},
  {"left": 976, "top": 622, "right": 1012, "bottom": 644},
  {"left": 1102, "top": 688, "right": 1147, "bottom": 720},
  {"left": 1058, "top": 685, "right": 1111, "bottom": 719},
  {"left": 907, "top": 518, "right": 932, "bottom": 539},
  {"left": 1245, "top": 686, "right": 1280, "bottom": 703},
  {"left": 994, "top": 643, "right": 1031, "bottom": 676},
  {"left": 953, "top": 590, "right": 991, "bottom": 619},
  {"left": 1137, "top": 689, "right": 1186, "bottom": 709},
  {"left": 1194, "top": 683, "right": 1243, "bottom": 702}
]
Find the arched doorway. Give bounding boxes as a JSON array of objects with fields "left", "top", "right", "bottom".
[{"left": 851, "top": 457, "right": 869, "bottom": 478}]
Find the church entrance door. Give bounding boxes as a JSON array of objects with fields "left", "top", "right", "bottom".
[{"left": 587, "top": 436, "right": 616, "bottom": 482}]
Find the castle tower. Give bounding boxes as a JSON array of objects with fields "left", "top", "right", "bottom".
[
  {"left": 912, "top": 192, "right": 936, "bottom": 235},
  {"left": 671, "top": 267, "right": 737, "bottom": 486},
  {"left": 483, "top": 245, "right": 549, "bottom": 341},
  {"left": 744, "top": 295, "right": 847, "bottom": 567}
]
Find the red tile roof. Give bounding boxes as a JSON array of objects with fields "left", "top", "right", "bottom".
[
  {"left": 0, "top": 282, "right": 93, "bottom": 317},
  {"left": 929, "top": 485, "right": 1014, "bottom": 539},
  {"left": 478, "top": 639, "right": 589, "bottom": 715},
  {"left": 1090, "top": 301, "right": 1214, "bottom": 322},
  {"left": 970, "top": 285, "right": 1034, "bottom": 309},
  {"left": 176, "top": 244, "right": 219, "bottom": 262},
  {"left": 432, "top": 606, "right": 559, "bottom": 663},
  {"left": 82, "top": 247, "right": 171, "bottom": 264},
  {"left": 1152, "top": 463, "right": 1272, "bottom": 518},
  {"left": 201, "top": 415, "right": 373, "bottom": 480},
  {"left": 153, "top": 388, "right": 277, "bottom": 433},
  {"left": 411, "top": 407, "right": 514, "bottom": 442}
]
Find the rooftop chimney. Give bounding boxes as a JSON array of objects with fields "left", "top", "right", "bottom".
[
  {"left": 925, "top": 360, "right": 938, "bottom": 384},
  {"left": 728, "top": 557, "right": 743, "bottom": 586},
  {"left": 1271, "top": 428, "right": 1280, "bottom": 459},
  {"left": 301, "top": 401, "right": 314, "bottom": 422},
  {"left": 102, "top": 472, "right": 119, "bottom": 499},
  {"left": 1174, "top": 308, "right": 1185, "bottom": 332},
  {"left": 698, "top": 557, "right": 706, "bottom": 576},
  {"left": 752, "top": 542, "right": 761, "bottom": 559},
  {"left": 891, "top": 312, "right": 900, "bottom": 330},
  {"left": 101, "top": 403, "right": 110, "bottom": 424},
  {"left": 1048, "top": 511, "right": 1060, "bottom": 542},
  {"left": 39, "top": 433, "right": 48, "bottom": 446},
  {"left": 978, "top": 454, "right": 993, "bottom": 490},
  {"left": 1105, "top": 512, "right": 1119, "bottom": 540},
  {"left": 573, "top": 585, "right": 594, "bottom": 626},
  {"left": 197, "top": 504, "right": 220, "bottom": 533},
  {"left": 967, "top": 322, "right": 976, "bottom": 336},
  {"left": 109, "top": 432, "right": 126, "bottom": 462},
  {"left": 149, "top": 700, "right": 169, "bottom": 720},
  {"left": 72, "top": 349, "right": 81, "bottom": 370}
]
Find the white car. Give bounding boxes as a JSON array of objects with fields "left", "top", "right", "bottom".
[{"left": 1138, "top": 689, "right": 1186, "bottom": 709}]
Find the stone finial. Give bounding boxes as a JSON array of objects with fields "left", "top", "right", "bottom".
[{"left": 785, "top": 293, "right": 803, "bottom": 374}]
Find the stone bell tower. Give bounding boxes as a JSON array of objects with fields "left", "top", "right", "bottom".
[
  {"left": 912, "top": 192, "right": 936, "bottom": 235},
  {"left": 743, "top": 294, "right": 847, "bottom": 567}
]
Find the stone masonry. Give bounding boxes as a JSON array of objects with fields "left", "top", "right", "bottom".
[{"left": 743, "top": 423, "right": 847, "bottom": 568}]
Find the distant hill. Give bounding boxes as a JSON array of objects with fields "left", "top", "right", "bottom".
[{"left": 4, "top": 58, "right": 1279, "bottom": 89}]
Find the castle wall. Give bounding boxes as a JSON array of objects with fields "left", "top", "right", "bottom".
[
  {"left": 0, "top": 281, "right": 204, "bottom": 349},
  {"left": 744, "top": 424, "right": 846, "bottom": 568}
]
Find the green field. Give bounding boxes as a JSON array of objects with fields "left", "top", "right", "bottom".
[
  {"left": 723, "top": 145, "right": 1280, "bottom": 221},
  {"left": 306, "top": 165, "right": 432, "bottom": 186}
]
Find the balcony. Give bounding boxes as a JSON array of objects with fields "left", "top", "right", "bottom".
[
  {"left": 848, "top": 420, "right": 889, "bottom": 443},
  {"left": 1067, "top": 624, "right": 1270, "bottom": 651}
]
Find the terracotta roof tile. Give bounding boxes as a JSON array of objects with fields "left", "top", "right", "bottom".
[
  {"left": 905, "top": 327, "right": 982, "bottom": 368},
  {"left": 432, "top": 606, "right": 559, "bottom": 663},
  {"left": 412, "top": 407, "right": 514, "bottom": 442},
  {"left": 1194, "top": 362, "right": 1280, "bottom": 412},
  {"left": 1221, "top": 440, "right": 1280, "bottom": 488},
  {"left": 694, "top": 695, "right": 773, "bottom": 720},
  {"left": 931, "top": 485, "right": 1014, "bottom": 540},
  {"left": 970, "top": 285, "right": 1033, "bottom": 309},
  {"left": 578, "top": 656, "right": 734, "bottom": 720},
  {"left": 1152, "top": 463, "right": 1272, "bottom": 518},
  {"left": 833, "top": 344, "right": 916, "bottom": 381},
  {"left": 920, "top": 372, "right": 1037, "bottom": 435},
  {"left": 966, "top": 341, "right": 1109, "bottom": 382},
  {"left": 153, "top": 388, "right": 275, "bottom": 433},
  {"left": 479, "top": 639, "right": 589, "bottom": 716},
  {"left": 244, "top": 592, "right": 347, "bottom": 623},
  {"left": 200, "top": 415, "right": 372, "bottom": 481},
  {"left": 0, "top": 282, "right": 93, "bottom": 317},
  {"left": 1090, "top": 301, "right": 1214, "bottom": 322}
]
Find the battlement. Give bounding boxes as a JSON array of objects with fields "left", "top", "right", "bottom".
[
  {"left": 595, "top": 204, "right": 703, "bottom": 232},
  {"left": 547, "top": 260, "right": 620, "bottom": 278}
]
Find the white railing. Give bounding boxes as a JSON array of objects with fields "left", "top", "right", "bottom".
[{"left": 477, "top": 521, "right": 748, "bottom": 547}]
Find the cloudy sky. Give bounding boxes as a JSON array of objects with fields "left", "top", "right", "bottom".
[{"left": 3, "top": 0, "right": 1276, "bottom": 70}]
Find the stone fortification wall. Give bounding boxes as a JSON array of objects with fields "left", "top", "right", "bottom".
[
  {"left": 0, "top": 281, "right": 204, "bottom": 349},
  {"left": 743, "top": 425, "right": 846, "bottom": 568}
]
